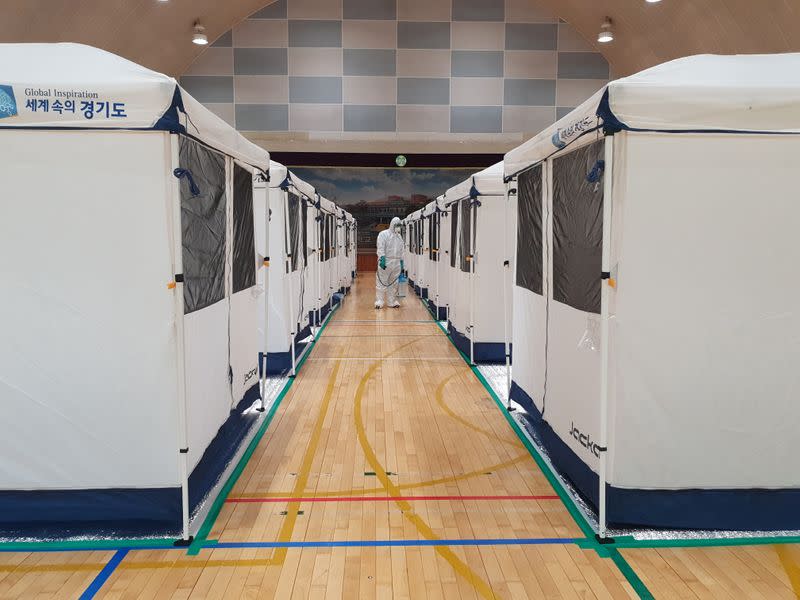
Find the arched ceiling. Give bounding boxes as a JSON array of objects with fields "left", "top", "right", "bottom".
[{"left": 2, "top": 0, "right": 799, "bottom": 78}]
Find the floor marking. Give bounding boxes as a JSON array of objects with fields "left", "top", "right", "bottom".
[
  {"left": 354, "top": 358, "right": 501, "bottom": 600},
  {"left": 226, "top": 494, "right": 560, "bottom": 503},
  {"left": 212, "top": 538, "right": 575, "bottom": 548},
  {"left": 78, "top": 548, "right": 128, "bottom": 599},
  {"left": 230, "top": 454, "right": 530, "bottom": 499},
  {"left": 329, "top": 320, "right": 438, "bottom": 324},
  {"left": 271, "top": 359, "right": 342, "bottom": 565},
  {"left": 776, "top": 544, "right": 800, "bottom": 598},
  {"left": 435, "top": 372, "right": 524, "bottom": 449},
  {"left": 322, "top": 334, "right": 441, "bottom": 338},
  {"left": 186, "top": 304, "right": 340, "bottom": 556},
  {"left": 422, "top": 295, "right": 656, "bottom": 599},
  {"left": 307, "top": 357, "right": 462, "bottom": 361}
]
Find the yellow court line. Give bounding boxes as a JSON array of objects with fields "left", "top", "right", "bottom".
[
  {"left": 229, "top": 454, "right": 531, "bottom": 499},
  {"left": 353, "top": 358, "right": 500, "bottom": 600},
  {"left": 435, "top": 372, "right": 524, "bottom": 450},
  {"left": 776, "top": 545, "right": 800, "bottom": 598},
  {"left": 270, "top": 359, "right": 342, "bottom": 565}
]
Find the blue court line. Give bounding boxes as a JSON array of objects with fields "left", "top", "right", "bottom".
[
  {"left": 211, "top": 537, "right": 577, "bottom": 549},
  {"left": 78, "top": 548, "right": 129, "bottom": 599}
]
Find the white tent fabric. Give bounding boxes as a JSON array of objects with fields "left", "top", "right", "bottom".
[
  {"left": 0, "top": 43, "right": 269, "bottom": 538},
  {"left": 505, "top": 53, "right": 800, "bottom": 176},
  {"left": 446, "top": 162, "right": 506, "bottom": 201},
  {"left": 256, "top": 162, "right": 316, "bottom": 375},
  {"left": 0, "top": 43, "right": 270, "bottom": 171},
  {"left": 503, "top": 53, "right": 800, "bottom": 531},
  {"left": 444, "top": 162, "right": 515, "bottom": 364}
]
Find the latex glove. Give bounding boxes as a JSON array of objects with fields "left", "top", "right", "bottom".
[
  {"left": 401, "top": 259, "right": 405, "bottom": 272},
  {"left": 379, "top": 256, "right": 386, "bottom": 270}
]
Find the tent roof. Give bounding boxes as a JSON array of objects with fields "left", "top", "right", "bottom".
[
  {"left": 422, "top": 201, "right": 437, "bottom": 216},
  {"left": 445, "top": 162, "right": 505, "bottom": 202},
  {"left": 0, "top": 43, "right": 270, "bottom": 171},
  {"left": 319, "top": 196, "right": 337, "bottom": 214},
  {"left": 269, "top": 161, "right": 316, "bottom": 200},
  {"left": 505, "top": 53, "right": 800, "bottom": 176}
]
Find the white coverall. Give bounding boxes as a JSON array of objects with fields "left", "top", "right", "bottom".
[{"left": 375, "top": 217, "right": 404, "bottom": 308}]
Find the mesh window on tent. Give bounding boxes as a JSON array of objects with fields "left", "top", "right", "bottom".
[
  {"left": 232, "top": 165, "right": 256, "bottom": 293},
  {"left": 552, "top": 140, "right": 604, "bottom": 314},
  {"left": 516, "top": 164, "right": 544, "bottom": 296},
  {"left": 178, "top": 137, "right": 227, "bottom": 314},
  {"left": 459, "top": 199, "right": 472, "bottom": 273}
]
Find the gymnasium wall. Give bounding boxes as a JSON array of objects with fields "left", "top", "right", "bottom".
[{"left": 179, "top": 0, "right": 609, "bottom": 147}]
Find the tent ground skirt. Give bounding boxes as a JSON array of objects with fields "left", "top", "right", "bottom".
[{"left": 510, "top": 381, "right": 800, "bottom": 531}]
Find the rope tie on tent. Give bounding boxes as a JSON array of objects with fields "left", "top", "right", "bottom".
[
  {"left": 586, "top": 159, "right": 605, "bottom": 191},
  {"left": 173, "top": 168, "right": 200, "bottom": 196}
]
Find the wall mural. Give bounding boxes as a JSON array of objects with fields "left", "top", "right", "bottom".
[{"left": 291, "top": 166, "right": 474, "bottom": 248}]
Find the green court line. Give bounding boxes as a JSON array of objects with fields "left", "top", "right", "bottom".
[
  {"left": 608, "top": 548, "right": 655, "bottom": 599},
  {"left": 416, "top": 295, "right": 654, "bottom": 599},
  {"left": 187, "top": 301, "right": 340, "bottom": 555}
]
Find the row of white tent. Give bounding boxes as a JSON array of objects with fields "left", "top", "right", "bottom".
[
  {"left": 0, "top": 44, "right": 355, "bottom": 540},
  {"left": 405, "top": 52, "right": 800, "bottom": 533}
]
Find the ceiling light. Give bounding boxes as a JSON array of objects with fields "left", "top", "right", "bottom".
[
  {"left": 645, "top": 0, "right": 662, "bottom": 3},
  {"left": 192, "top": 22, "right": 208, "bottom": 45},
  {"left": 597, "top": 18, "right": 614, "bottom": 43}
]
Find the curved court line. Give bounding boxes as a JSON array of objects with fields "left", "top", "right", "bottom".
[
  {"left": 353, "top": 358, "right": 500, "bottom": 600},
  {"left": 229, "top": 454, "right": 530, "bottom": 499},
  {"left": 435, "top": 372, "right": 524, "bottom": 449}
]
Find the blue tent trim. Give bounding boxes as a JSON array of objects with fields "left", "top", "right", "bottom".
[
  {"left": 153, "top": 86, "right": 187, "bottom": 133},
  {"left": 447, "top": 321, "right": 508, "bottom": 364},
  {"left": 509, "top": 380, "right": 800, "bottom": 531}
]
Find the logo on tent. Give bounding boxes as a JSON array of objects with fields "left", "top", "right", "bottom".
[
  {"left": 0, "top": 85, "right": 17, "bottom": 119},
  {"left": 569, "top": 421, "right": 602, "bottom": 458},
  {"left": 551, "top": 116, "right": 598, "bottom": 150}
]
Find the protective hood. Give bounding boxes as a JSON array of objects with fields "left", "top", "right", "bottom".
[{"left": 390, "top": 217, "right": 402, "bottom": 230}]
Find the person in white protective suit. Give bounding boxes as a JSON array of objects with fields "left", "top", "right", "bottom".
[{"left": 375, "top": 217, "right": 405, "bottom": 308}]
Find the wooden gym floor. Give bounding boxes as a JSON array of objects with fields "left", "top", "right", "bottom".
[{"left": 1, "top": 277, "right": 800, "bottom": 599}]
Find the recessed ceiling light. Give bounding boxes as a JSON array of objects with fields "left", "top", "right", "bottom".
[
  {"left": 645, "top": 0, "right": 662, "bottom": 3},
  {"left": 597, "top": 18, "right": 614, "bottom": 43},
  {"left": 192, "top": 22, "right": 208, "bottom": 45}
]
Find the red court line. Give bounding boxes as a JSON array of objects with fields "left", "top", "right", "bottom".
[{"left": 226, "top": 495, "right": 560, "bottom": 503}]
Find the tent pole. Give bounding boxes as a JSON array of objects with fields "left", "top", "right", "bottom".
[
  {"left": 169, "top": 137, "right": 191, "bottom": 545},
  {"left": 258, "top": 173, "right": 269, "bottom": 412},
  {"left": 284, "top": 191, "right": 297, "bottom": 378},
  {"left": 503, "top": 180, "right": 513, "bottom": 409},
  {"left": 435, "top": 212, "right": 440, "bottom": 320},
  {"left": 316, "top": 197, "right": 322, "bottom": 327},
  {"left": 598, "top": 134, "right": 614, "bottom": 542},
  {"left": 469, "top": 200, "right": 476, "bottom": 366}
]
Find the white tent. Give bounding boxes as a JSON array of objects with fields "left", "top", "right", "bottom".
[
  {"left": 420, "top": 199, "right": 448, "bottom": 320},
  {"left": 339, "top": 210, "right": 357, "bottom": 294},
  {"left": 0, "top": 43, "right": 269, "bottom": 540},
  {"left": 504, "top": 53, "right": 800, "bottom": 533},
  {"left": 444, "top": 162, "right": 516, "bottom": 366},
  {"left": 317, "top": 195, "right": 342, "bottom": 320},
  {"left": 257, "top": 163, "right": 317, "bottom": 376},
  {"left": 404, "top": 209, "right": 426, "bottom": 297}
]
